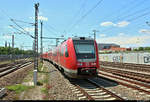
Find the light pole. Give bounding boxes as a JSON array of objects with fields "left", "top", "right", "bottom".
[{"left": 92, "top": 30, "right": 99, "bottom": 40}]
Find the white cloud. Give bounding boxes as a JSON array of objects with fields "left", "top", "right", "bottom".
[
  {"left": 24, "top": 27, "right": 34, "bottom": 32},
  {"left": 139, "top": 29, "right": 150, "bottom": 34},
  {"left": 99, "top": 34, "right": 106, "bottom": 37},
  {"left": 97, "top": 33, "right": 150, "bottom": 47},
  {"left": 29, "top": 16, "right": 48, "bottom": 21},
  {"left": 100, "top": 21, "right": 114, "bottom": 27},
  {"left": 115, "top": 21, "right": 130, "bottom": 27},
  {"left": 100, "top": 21, "right": 130, "bottom": 27},
  {"left": 38, "top": 16, "right": 48, "bottom": 21}
]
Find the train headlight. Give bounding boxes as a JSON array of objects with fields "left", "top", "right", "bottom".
[
  {"left": 91, "top": 62, "right": 96, "bottom": 66},
  {"left": 77, "top": 63, "right": 83, "bottom": 66}
]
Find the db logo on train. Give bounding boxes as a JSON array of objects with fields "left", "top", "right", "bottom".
[
  {"left": 144, "top": 56, "right": 150, "bottom": 63},
  {"left": 86, "top": 62, "right": 89, "bottom": 66}
]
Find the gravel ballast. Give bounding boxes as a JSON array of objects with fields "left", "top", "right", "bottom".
[{"left": 45, "top": 61, "right": 79, "bottom": 100}]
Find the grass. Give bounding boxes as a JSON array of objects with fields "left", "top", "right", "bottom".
[
  {"left": 0, "top": 60, "right": 12, "bottom": 65},
  {"left": 6, "top": 84, "right": 34, "bottom": 94},
  {"left": 38, "top": 61, "right": 43, "bottom": 71},
  {"left": 41, "top": 87, "right": 47, "bottom": 94}
]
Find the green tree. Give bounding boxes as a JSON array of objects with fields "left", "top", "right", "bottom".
[{"left": 138, "top": 47, "right": 144, "bottom": 51}]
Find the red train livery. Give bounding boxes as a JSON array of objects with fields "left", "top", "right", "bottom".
[{"left": 41, "top": 37, "right": 99, "bottom": 78}]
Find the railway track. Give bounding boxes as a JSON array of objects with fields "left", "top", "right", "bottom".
[
  {"left": 100, "top": 66, "right": 150, "bottom": 83},
  {"left": 0, "top": 59, "right": 33, "bottom": 98},
  {"left": 98, "top": 69, "right": 150, "bottom": 97},
  {"left": 0, "top": 60, "right": 33, "bottom": 77},
  {"left": 100, "top": 61, "right": 150, "bottom": 72},
  {"left": 69, "top": 78, "right": 124, "bottom": 100}
]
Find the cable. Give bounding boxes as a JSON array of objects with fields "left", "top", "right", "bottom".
[
  {"left": 0, "top": 9, "right": 34, "bottom": 38},
  {"left": 43, "top": 24, "right": 58, "bottom": 35},
  {"left": 67, "top": 0, "right": 87, "bottom": 30},
  {"left": 68, "top": 0, "right": 103, "bottom": 32},
  {"left": 100, "top": 7, "right": 150, "bottom": 33},
  {"left": 11, "top": 19, "right": 30, "bottom": 33},
  {"left": 12, "top": 19, "right": 34, "bottom": 25},
  {"left": 117, "top": 0, "right": 146, "bottom": 20},
  {"left": 10, "top": 25, "right": 34, "bottom": 38},
  {"left": 127, "top": 11, "right": 150, "bottom": 22},
  {"left": 116, "top": 6, "right": 150, "bottom": 22},
  {"left": 100, "top": 0, "right": 136, "bottom": 22},
  {"left": 0, "top": 9, "right": 12, "bottom": 20}
]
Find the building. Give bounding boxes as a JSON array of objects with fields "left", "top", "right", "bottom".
[
  {"left": 98, "top": 43, "right": 131, "bottom": 52},
  {"left": 98, "top": 43, "right": 120, "bottom": 50},
  {"left": 102, "top": 46, "right": 131, "bottom": 52}
]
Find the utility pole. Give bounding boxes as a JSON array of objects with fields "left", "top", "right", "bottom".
[
  {"left": 9, "top": 42, "right": 10, "bottom": 48},
  {"left": 12, "top": 35, "right": 14, "bottom": 48},
  {"left": 12, "top": 35, "right": 15, "bottom": 62},
  {"left": 34, "top": 3, "right": 39, "bottom": 86},
  {"left": 5, "top": 41, "right": 7, "bottom": 47},
  {"left": 40, "top": 21, "right": 43, "bottom": 63},
  {"left": 56, "top": 38, "right": 59, "bottom": 47},
  {"left": 93, "top": 30, "right": 99, "bottom": 40}
]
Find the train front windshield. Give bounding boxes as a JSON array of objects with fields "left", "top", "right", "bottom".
[{"left": 73, "top": 40, "right": 96, "bottom": 60}]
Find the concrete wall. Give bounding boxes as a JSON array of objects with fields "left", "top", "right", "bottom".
[{"left": 99, "top": 52, "right": 150, "bottom": 65}]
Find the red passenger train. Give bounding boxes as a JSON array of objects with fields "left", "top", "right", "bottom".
[{"left": 41, "top": 37, "right": 99, "bottom": 78}]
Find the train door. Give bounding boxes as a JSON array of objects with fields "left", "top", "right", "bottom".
[
  {"left": 58, "top": 47, "right": 61, "bottom": 64},
  {"left": 64, "top": 45, "right": 69, "bottom": 68},
  {"left": 60, "top": 45, "right": 65, "bottom": 66}
]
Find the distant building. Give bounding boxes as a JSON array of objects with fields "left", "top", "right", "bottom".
[
  {"left": 102, "top": 46, "right": 131, "bottom": 52},
  {"left": 98, "top": 43, "right": 120, "bottom": 50},
  {"left": 98, "top": 43, "right": 131, "bottom": 52}
]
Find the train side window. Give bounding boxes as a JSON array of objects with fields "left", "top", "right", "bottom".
[
  {"left": 61, "top": 46, "right": 64, "bottom": 56},
  {"left": 65, "top": 45, "right": 69, "bottom": 57}
]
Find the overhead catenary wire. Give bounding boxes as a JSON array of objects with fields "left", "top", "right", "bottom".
[
  {"left": 68, "top": 0, "right": 103, "bottom": 32},
  {"left": 89, "top": 0, "right": 147, "bottom": 29},
  {"left": 115, "top": 0, "right": 147, "bottom": 21},
  {"left": 0, "top": 9, "right": 34, "bottom": 38},
  {"left": 11, "top": 19, "right": 34, "bottom": 25},
  {"left": 115, "top": 6, "right": 150, "bottom": 22},
  {"left": 11, "top": 19, "right": 31, "bottom": 33},
  {"left": 10, "top": 25, "right": 34, "bottom": 38},
  {"left": 96, "top": 0, "right": 148, "bottom": 34},
  {"left": 100, "top": 8, "right": 150, "bottom": 33},
  {"left": 43, "top": 24, "right": 58, "bottom": 35},
  {"left": 99, "top": 0, "right": 136, "bottom": 22},
  {"left": 66, "top": 0, "right": 87, "bottom": 30}
]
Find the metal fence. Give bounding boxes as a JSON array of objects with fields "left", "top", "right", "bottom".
[
  {"left": 99, "top": 52, "right": 150, "bottom": 65},
  {"left": 0, "top": 54, "right": 33, "bottom": 62}
]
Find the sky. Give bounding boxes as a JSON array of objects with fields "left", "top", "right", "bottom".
[{"left": 0, "top": 0, "right": 150, "bottom": 52}]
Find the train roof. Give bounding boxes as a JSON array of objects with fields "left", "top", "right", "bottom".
[
  {"left": 60, "top": 37, "right": 95, "bottom": 45},
  {"left": 71, "top": 37, "right": 94, "bottom": 40}
]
